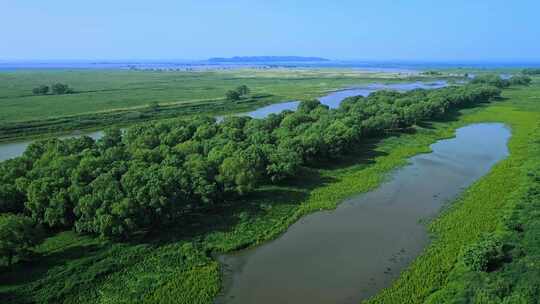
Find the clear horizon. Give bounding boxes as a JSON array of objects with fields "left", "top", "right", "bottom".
[
  {"left": 3, "top": 57, "right": 540, "bottom": 63},
  {"left": 2, "top": 0, "right": 540, "bottom": 62}
]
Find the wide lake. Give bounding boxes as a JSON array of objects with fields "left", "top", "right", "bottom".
[{"left": 216, "top": 123, "right": 511, "bottom": 304}]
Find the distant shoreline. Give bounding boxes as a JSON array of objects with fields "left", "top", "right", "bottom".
[
  {"left": 1, "top": 59, "right": 540, "bottom": 71},
  {"left": 207, "top": 56, "right": 330, "bottom": 62}
]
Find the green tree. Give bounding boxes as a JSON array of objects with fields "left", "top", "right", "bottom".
[
  {"left": 470, "top": 75, "right": 510, "bottom": 88},
  {"left": 32, "top": 85, "right": 49, "bottom": 95},
  {"left": 74, "top": 172, "right": 125, "bottom": 236},
  {"left": 51, "top": 83, "right": 74, "bottom": 95},
  {"left": 461, "top": 234, "right": 503, "bottom": 271},
  {"left": 0, "top": 158, "right": 28, "bottom": 214},
  {"left": 522, "top": 68, "right": 540, "bottom": 75},
  {"left": 98, "top": 128, "right": 123, "bottom": 149},
  {"left": 0, "top": 184, "right": 24, "bottom": 214},
  {"left": 226, "top": 90, "right": 241, "bottom": 101},
  {"left": 235, "top": 85, "right": 250, "bottom": 96},
  {"left": 297, "top": 99, "right": 322, "bottom": 113},
  {"left": 218, "top": 155, "right": 257, "bottom": 195},
  {"left": 266, "top": 143, "right": 302, "bottom": 182},
  {"left": 0, "top": 214, "right": 42, "bottom": 266},
  {"left": 183, "top": 154, "right": 218, "bottom": 205},
  {"left": 509, "top": 75, "right": 532, "bottom": 86}
]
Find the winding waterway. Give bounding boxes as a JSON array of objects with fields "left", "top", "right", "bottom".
[
  {"left": 216, "top": 123, "right": 511, "bottom": 304},
  {"left": 0, "top": 81, "right": 446, "bottom": 161}
]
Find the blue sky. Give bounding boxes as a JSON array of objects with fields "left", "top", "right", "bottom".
[{"left": 1, "top": 0, "right": 539, "bottom": 61}]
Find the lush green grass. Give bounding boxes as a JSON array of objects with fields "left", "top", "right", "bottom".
[
  {"left": 423, "top": 137, "right": 540, "bottom": 303},
  {"left": 1, "top": 76, "right": 537, "bottom": 304},
  {"left": 0, "top": 69, "right": 449, "bottom": 141},
  {"left": 0, "top": 69, "right": 415, "bottom": 122}
]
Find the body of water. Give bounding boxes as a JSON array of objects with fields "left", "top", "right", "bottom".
[
  {"left": 0, "top": 131, "right": 104, "bottom": 162},
  {"left": 216, "top": 123, "right": 511, "bottom": 304},
  {"left": 228, "top": 81, "right": 448, "bottom": 119}
]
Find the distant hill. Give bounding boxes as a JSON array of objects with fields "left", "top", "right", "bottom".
[{"left": 207, "top": 56, "right": 330, "bottom": 63}]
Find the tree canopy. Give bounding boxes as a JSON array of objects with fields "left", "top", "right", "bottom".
[
  {"left": 51, "top": 83, "right": 74, "bottom": 95},
  {"left": 236, "top": 85, "right": 250, "bottom": 96},
  {"left": 470, "top": 74, "right": 531, "bottom": 88},
  {"left": 0, "top": 84, "right": 503, "bottom": 238},
  {"left": 0, "top": 214, "right": 42, "bottom": 266},
  {"left": 226, "top": 90, "right": 241, "bottom": 101},
  {"left": 522, "top": 68, "right": 540, "bottom": 75},
  {"left": 32, "top": 83, "right": 74, "bottom": 95},
  {"left": 32, "top": 85, "right": 49, "bottom": 95},
  {"left": 226, "top": 85, "right": 250, "bottom": 101}
]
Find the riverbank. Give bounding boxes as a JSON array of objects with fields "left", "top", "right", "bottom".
[
  {"left": 1, "top": 80, "right": 537, "bottom": 304},
  {"left": 217, "top": 123, "right": 511, "bottom": 303},
  {"left": 365, "top": 79, "right": 540, "bottom": 303}
]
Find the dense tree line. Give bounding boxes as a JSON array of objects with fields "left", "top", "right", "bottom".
[
  {"left": 0, "top": 214, "right": 42, "bottom": 266},
  {"left": 420, "top": 70, "right": 443, "bottom": 76},
  {"left": 32, "top": 83, "right": 74, "bottom": 95},
  {"left": 32, "top": 85, "right": 50, "bottom": 95},
  {"left": 471, "top": 74, "right": 531, "bottom": 88},
  {"left": 226, "top": 85, "right": 250, "bottom": 101},
  {"left": 0, "top": 84, "right": 503, "bottom": 241},
  {"left": 522, "top": 68, "right": 540, "bottom": 75}
]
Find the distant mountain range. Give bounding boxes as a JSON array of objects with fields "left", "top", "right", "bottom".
[{"left": 207, "top": 56, "right": 331, "bottom": 63}]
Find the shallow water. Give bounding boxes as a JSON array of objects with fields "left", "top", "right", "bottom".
[
  {"left": 216, "top": 123, "right": 511, "bottom": 304},
  {"left": 227, "top": 81, "right": 448, "bottom": 120},
  {"left": 0, "top": 81, "right": 446, "bottom": 162},
  {"left": 0, "top": 131, "right": 103, "bottom": 162},
  {"left": 317, "top": 81, "right": 447, "bottom": 109}
]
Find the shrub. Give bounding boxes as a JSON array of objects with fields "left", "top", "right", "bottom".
[
  {"left": 226, "top": 90, "right": 241, "bottom": 101},
  {"left": 32, "top": 85, "right": 49, "bottom": 95},
  {"left": 0, "top": 214, "right": 42, "bottom": 266},
  {"left": 51, "top": 83, "right": 74, "bottom": 95},
  {"left": 462, "top": 234, "right": 503, "bottom": 271}
]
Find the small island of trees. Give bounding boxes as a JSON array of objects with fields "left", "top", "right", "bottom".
[
  {"left": 522, "top": 68, "right": 540, "bottom": 75},
  {"left": 32, "top": 83, "right": 74, "bottom": 95},
  {"left": 226, "top": 85, "right": 251, "bottom": 101},
  {"left": 471, "top": 74, "right": 531, "bottom": 88}
]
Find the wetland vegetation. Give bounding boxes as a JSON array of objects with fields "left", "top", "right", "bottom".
[
  {"left": 3, "top": 0, "right": 540, "bottom": 303},
  {"left": 0, "top": 70, "right": 538, "bottom": 304}
]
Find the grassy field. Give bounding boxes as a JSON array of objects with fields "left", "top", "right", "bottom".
[
  {"left": 0, "top": 68, "right": 450, "bottom": 141},
  {"left": 0, "top": 69, "right": 420, "bottom": 121}
]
